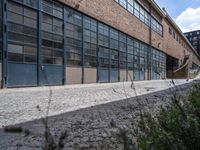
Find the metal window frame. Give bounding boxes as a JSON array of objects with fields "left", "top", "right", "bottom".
[
  {"left": 115, "top": 0, "right": 163, "bottom": 36},
  {"left": 2, "top": 0, "right": 7, "bottom": 88},
  {"left": 109, "top": 28, "right": 120, "bottom": 82},
  {"left": 83, "top": 16, "right": 98, "bottom": 69},
  {"left": 1, "top": 0, "right": 168, "bottom": 88}
]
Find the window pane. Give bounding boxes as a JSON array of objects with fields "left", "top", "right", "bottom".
[
  {"left": 24, "top": 0, "right": 38, "bottom": 8},
  {"left": 24, "top": 8, "right": 37, "bottom": 19},
  {"left": 119, "top": 0, "right": 127, "bottom": 8},
  {"left": 8, "top": 44, "right": 23, "bottom": 54},
  {"left": 24, "top": 17, "right": 37, "bottom": 28},
  {"left": 24, "top": 46, "right": 37, "bottom": 55},
  {"left": 8, "top": 53, "right": 23, "bottom": 62},
  {"left": 8, "top": 12, "right": 23, "bottom": 24},
  {"left": 25, "top": 55, "right": 36, "bottom": 63}
]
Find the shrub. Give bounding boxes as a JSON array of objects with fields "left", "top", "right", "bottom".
[{"left": 137, "top": 82, "right": 200, "bottom": 150}]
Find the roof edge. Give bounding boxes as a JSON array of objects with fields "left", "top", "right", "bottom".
[{"left": 148, "top": 0, "right": 200, "bottom": 60}]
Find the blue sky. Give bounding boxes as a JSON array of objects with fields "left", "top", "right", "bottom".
[{"left": 156, "top": 0, "right": 200, "bottom": 32}]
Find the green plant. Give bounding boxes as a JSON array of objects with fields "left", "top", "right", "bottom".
[{"left": 137, "top": 81, "right": 200, "bottom": 150}]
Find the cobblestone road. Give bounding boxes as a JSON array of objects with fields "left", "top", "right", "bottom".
[
  {"left": 0, "top": 79, "right": 192, "bottom": 127},
  {"left": 0, "top": 81, "right": 198, "bottom": 150}
]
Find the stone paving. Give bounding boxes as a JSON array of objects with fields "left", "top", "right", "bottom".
[{"left": 0, "top": 79, "right": 194, "bottom": 128}]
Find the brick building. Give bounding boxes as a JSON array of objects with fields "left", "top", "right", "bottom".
[{"left": 0, "top": 0, "right": 200, "bottom": 88}]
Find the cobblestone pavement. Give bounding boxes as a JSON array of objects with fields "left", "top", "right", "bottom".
[
  {"left": 0, "top": 79, "right": 193, "bottom": 128},
  {"left": 0, "top": 81, "right": 197, "bottom": 150}
]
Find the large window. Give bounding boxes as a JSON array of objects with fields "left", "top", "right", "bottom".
[
  {"left": 110, "top": 28, "right": 119, "bottom": 82},
  {"left": 41, "top": 0, "right": 64, "bottom": 65},
  {"left": 127, "top": 37, "right": 134, "bottom": 71},
  {"left": 152, "top": 48, "right": 166, "bottom": 79},
  {"left": 139, "top": 43, "right": 148, "bottom": 80},
  {"left": 134, "top": 40, "right": 140, "bottom": 80},
  {"left": 98, "top": 23, "right": 109, "bottom": 68},
  {"left": 110, "top": 29, "right": 119, "bottom": 70},
  {"left": 144, "top": 11, "right": 150, "bottom": 26},
  {"left": 115, "top": 0, "right": 163, "bottom": 36},
  {"left": 151, "top": 17, "right": 163, "bottom": 36},
  {"left": 65, "top": 7, "right": 82, "bottom": 67},
  {"left": 83, "top": 16, "right": 97, "bottom": 67},
  {"left": 98, "top": 23, "right": 110, "bottom": 82},
  {"left": 160, "top": 52, "right": 166, "bottom": 78},
  {"left": 98, "top": 23, "right": 109, "bottom": 48},
  {"left": 119, "top": 33, "right": 127, "bottom": 69},
  {"left": 7, "top": 1, "right": 38, "bottom": 63}
]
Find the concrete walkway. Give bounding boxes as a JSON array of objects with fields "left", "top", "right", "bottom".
[{"left": 0, "top": 78, "right": 197, "bottom": 127}]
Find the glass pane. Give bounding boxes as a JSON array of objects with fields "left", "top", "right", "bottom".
[
  {"left": 24, "top": 0, "right": 38, "bottom": 8},
  {"left": 24, "top": 46, "right": 37, "bottom": 55},
  {"left": 8, "top": 44, "right": 23, "bottom": 54},
  {"left": 8, "top": 12, "right": 23, "bottom": 24}
]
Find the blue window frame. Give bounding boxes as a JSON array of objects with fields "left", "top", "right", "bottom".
[
  {"left": 133, "top": 40, "right": 140, "bottom": 80},
  {"left": 41, "top": 0, "right": 64, "bottom": 65},
  {"left": 152, "top": 48, "right": 166, "bottom": 79},
  {"left": 110, "top": 28, "right": 119, "bottom": 82},
  {"left": 7, "top": 1, "right": 38, "bottom": 63},
  {"left": 83, "top": 16, "right": 97, "bottom": 67},
  {"left": 139, "top": 44, "right": 148, "bottom": 80},
  {"left": 127, "top": 37, "right": 134, "bottom": 70},
  {"left": 115, "top": 0, "right": 163, "bottom": 36},
  {"left": 119, "top": 33, "right": 127, "bottom": 69},
  {"left": 65, "top": 7, "right": 82, "bottom": 67}
]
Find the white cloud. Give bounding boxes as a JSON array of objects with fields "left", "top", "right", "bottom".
[{"left": 176, "top": 7, "right": 200, "bottom": 32}]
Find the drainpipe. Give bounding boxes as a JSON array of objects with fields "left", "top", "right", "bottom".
[{"left": 149, "top": 3, "right": 152, "bottom": 80}]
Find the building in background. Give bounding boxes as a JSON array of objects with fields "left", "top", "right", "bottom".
[
  {"left": 184, "top": 30, "right": 200, "bottom": 73},
  {"left": 185, "top": 30, "right": 200, "bottom": 56},
  {"left": 185, "top": 30, "right": 200, "bottom": 72},
  {"left": 0, "top": 0, "right": 200, "bottom": 88}
]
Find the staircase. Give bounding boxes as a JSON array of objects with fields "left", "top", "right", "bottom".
[{"left": 172, "top": 55, "right": 190, "bottom": 79}]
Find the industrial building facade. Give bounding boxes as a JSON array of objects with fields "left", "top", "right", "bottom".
[{"left": 0, "top": 0, "right": 199, "bottom": 88}]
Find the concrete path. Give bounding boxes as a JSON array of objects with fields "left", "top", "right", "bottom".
[{"left": 0, "top": 78, "right": 197, "bottom": 127}]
